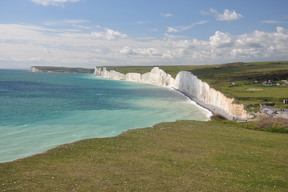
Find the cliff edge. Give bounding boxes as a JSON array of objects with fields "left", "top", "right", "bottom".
[{"left": 94, "top": 67, "right": 250, "bottom": 120}]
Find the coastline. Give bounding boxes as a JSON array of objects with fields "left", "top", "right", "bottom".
[
  {"left": 5, "top": 67, "right": 244, "bottom": 163},
  {"left": 95, "top": 74, "right": 213, "bottom": 120},
  {"left": 95, "top": 67, "right": 250, "bottom": 120},
  {"left": 2, "top": 69, "right": 211, "bottom": 163},
  {"left": 98, "top": 75, "right": 214, "bottom": 120}
]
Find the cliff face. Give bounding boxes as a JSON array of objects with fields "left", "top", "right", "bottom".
[
  {"left": 94, "top": 67, "right": 174, "bottom": 86},
  {"left": 31, "top": 67, "right": 40, "bottom": 72},
  {"left": 94, "top": 67, "right": 250, "bottom": 120},
  {"left": 174, "top": 71, "right": 249, "bottom": 119},
  {"left": 141, "top": 67, "right": 175, "bottom": 87}
]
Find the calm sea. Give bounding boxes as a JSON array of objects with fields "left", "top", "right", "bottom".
[{"left": 0, "top": 70, "right": 211, "bottom": 162}]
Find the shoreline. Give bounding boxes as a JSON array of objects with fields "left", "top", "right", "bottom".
[
  {"left": 174, "top": 88, "right": 234, "bottom": 120},
  {"left": 99, "top": 75, "right": 213, "bottom": 120},
  {"left": 95, "top": 66, "right": 248, "bottom": 121},
  {"left": 94, "top": 73, "right": 213, "bottom": 120},
  {"left": 170, "top": 88, "right": 213, "bottom": 119},
  {"left": 175, "top": 88, "right": 239, "bottom": 121}
]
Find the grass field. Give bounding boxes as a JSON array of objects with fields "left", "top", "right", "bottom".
[
  {"left": 104, "top": 61, "right": 288, "bottom": 111},
  {"left": 0, "top": 120, "right": 287, "bottom": 192}
]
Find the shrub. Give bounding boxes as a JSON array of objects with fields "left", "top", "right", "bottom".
[{"left": 210, "top": 114, "right": 227, "bottom": 121}]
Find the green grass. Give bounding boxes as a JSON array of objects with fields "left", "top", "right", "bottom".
[
  {"left": 0, "top": 120, "right": 287, "bottom": 192},
  {"left": 104, "top": 66, "right": 155, "bottom": 75}
]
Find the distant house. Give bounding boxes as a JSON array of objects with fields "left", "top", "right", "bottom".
[
  {"left": 284, "top": 98, "right": 288, "bottom": 104},
  {"left": 263, "top": 79, "right": 277, "bottom": 86}
]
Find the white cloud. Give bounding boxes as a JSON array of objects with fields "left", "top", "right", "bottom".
[
  {"left": 161, "top": 13, "right": 173, "bottom": 17},
  {"left": 31, "top": 0, "right": 81, "bottom": 6},
  {"left": 0, "top": 23, "right": 287, "bottom": 69},
  {"left": 276, "top": 26, "right": 287, "bottom": 33},
  {"left": 43, "top": 20, "right": 88, "bottom": 26},
  {"left": 167, "top": 20, "right": 209, "bottom": 33},
  {"left": 167, "top": 27, "right": 179, "bottom": 33},
  {"left": 210, "top": 9, "right": 244, "bottom": 21},
  {"left": 120, "top": 47, "right": 160, "bottom": 57},
  {"left": 42, "top": 20, "right": 92, "bottom": 31},
  {"left": 261, "top": 20, "right": 282, "bottom": 24},
  {"left": 91, "top": 28, "right": 127, "bottom": 40},
  {"left": 210, "top": 31, "right": 233, "bottom": 48},
  {"left": 164, "top": 33, "right": 188, "bottom": 40}
]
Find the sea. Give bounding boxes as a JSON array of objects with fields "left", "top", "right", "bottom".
[{"left": 0, "top": 70, "right": 211, "bottom": 163}]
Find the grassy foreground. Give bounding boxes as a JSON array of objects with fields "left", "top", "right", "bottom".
[{"left": 1, "top": 120, "right": 287, "bottom": 192}]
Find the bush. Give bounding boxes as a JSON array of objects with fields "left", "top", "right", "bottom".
[{"left": 210, "top": 114, "right": 227, "bottom": 121}]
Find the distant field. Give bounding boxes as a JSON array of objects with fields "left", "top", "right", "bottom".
[
  {"left": 103, "top": 61, "right": 288, "bottom": 111},
  {"left": 0, "top": 120, "right": 287, "bottom": 192}
]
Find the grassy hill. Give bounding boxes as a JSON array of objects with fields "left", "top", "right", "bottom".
[
  {"left": 0, "top": 120, "right": 287, "bottom": 192},
  {"left": 103, "top": 61, "right": 288, "bottom": 111}
]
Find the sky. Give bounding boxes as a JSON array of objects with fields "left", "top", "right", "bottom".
[{"left": 0, "top": 0, "right": 288, "bottom": 69}]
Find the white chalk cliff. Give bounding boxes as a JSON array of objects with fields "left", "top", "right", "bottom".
[
  {"left": 31, "top": 67, "right": 40, "bottom": 72},
  {"left": 94, "top": 67, "right": 250, "bottom": 120}
]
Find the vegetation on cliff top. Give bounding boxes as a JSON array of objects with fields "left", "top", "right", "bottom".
[
  {"left": 1, "top": 120, "right": 287, "bottom": 192},
  {"left": 32, "top": 66, "right": 94, "bottom": 74}
]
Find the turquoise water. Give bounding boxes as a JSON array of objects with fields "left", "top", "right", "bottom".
[{"left": 0, "top": 70, "right": 210, "bottom": 162}]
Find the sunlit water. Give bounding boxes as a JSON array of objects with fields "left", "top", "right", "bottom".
[{"left": 0, "top": 70, "right": 211, "bottom": 162}]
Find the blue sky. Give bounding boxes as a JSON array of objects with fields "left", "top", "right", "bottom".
[{"left": 0, "top": 0, "right": 288, "bottom": 69}]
